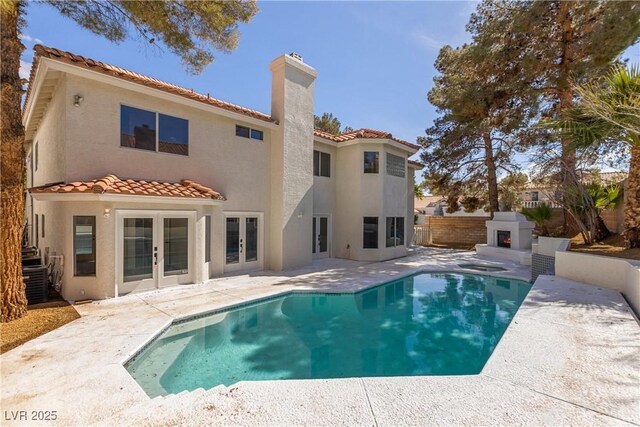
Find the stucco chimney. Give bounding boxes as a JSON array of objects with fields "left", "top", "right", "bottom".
[{"left": 269, "top": 53, "right": 317, "bottom": 271}]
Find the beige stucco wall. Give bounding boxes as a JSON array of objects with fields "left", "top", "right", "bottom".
[
  {"left": 313, "top": 140, "right": 337, "bottom": 256},
  {"left": 269, "top": 55, "right": 316, "bottom": 270},
  {"left": 334, "top": 142, "right": 411, "bottom": 262},
  {"left": 555, "top": 251, "right": 640, "bottom": 317}
]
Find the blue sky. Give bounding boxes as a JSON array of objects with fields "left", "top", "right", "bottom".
[{"left": 20, "top": 1, "right": 639, "bottom": 176}]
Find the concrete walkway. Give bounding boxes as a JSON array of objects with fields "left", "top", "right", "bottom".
[{"left": 1, "top": 248, "right": 638, "bottom": 426}]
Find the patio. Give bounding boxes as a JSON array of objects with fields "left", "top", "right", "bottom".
[{"left": 1, "top": 247, "right": 638, "bottom": 426}]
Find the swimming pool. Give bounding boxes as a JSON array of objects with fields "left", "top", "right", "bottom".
[{"left": 126, "top": 272, "right": 531, "bottom": 397}]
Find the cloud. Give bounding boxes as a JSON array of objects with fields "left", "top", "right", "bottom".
[
  {"left": 19, "top": 60, "right": 31, "bottom": 80},
  {"left": 19, "top": 34, "right": 43, "bottom": 44},
  {"left": 414, "top": 31, "right": 445, "bottom": 51}
]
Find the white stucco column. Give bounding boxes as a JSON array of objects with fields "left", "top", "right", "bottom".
[{"left": 269, "top": 54, "right": 317, "bottom": 271}]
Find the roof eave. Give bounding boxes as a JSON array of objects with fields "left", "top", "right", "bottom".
[
  {"left": 29, "top": 191, "right": 225, "bottom": 205},
  {"left": 38, "top": 57, "right": 279, "bottom": 130}
]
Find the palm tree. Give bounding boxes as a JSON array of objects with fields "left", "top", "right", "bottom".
[
  {"left": 414, "top": 182, "right": 426, "bottom": 200},
  {"left": 521, "top": 203, "right": 552, "bottom": 237},
  {"left": 587, "top": 183, "right": 623, "bottom": 241},
  {"left": 550, "top": 65, "right": 640, "bottom": 248}
]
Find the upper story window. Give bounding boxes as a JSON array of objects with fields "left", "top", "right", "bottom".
[
  {"left": 236, "top": 125, "right": 263, "bottom": 141},
  {"left": 120, "top": 105, "right": 189, "bottom": 156},
  {"left": 364, "top": 151, "right": 379, "bottom": 174},
  {"left": 313, "top": 150, "right": 330, "bottom": 177},
  {"left": 386, "top": 153, "right": 406, "bottom": 178}
]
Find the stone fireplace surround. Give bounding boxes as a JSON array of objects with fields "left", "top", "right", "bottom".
[{"left": 476, "top": 212, "right": 535, "bottom": 265}]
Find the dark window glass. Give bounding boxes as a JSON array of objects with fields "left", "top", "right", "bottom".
[
  {"left": 245, "top": 217, "right": 258, "bottom": 262},
  {"left": 386, "top": 217, "right": 405, "bottom": 247},
  {"left": 163, "top": 218, "right": 189, "bottom": 276},
  {"left": 159, "top": 114, "right": 189, "bottom": 156},
  {"left": 205, "top": 215, "right": 211, "bottom": 263},
  {"left": 123, "top": 218, "right": 153, "bottom": 282},
  {"left": 250, "top": 129, "right": 263, "bottom": 140},
  {"left": 364, "top": 151, "right": 379, "bottom": 173},
  {"left": 74, "top": 216, "right": 96, "bottom": 276},
  {"left": 236, "top": 125, "right": 250, "bottom": 138},
  {"left": 35, "top": 142, "right": 38, "bottom": 171},
  {"left": 314, "top": 150, "right": 331, "bottom": 177},
  {"left": 313, "top": 150, "right": 320, "bottom": 176},
  {"left": 226, "top": 217, "right": 240, "bottom": 264},
  {"left": 121, "top": 105, "right": 156, "bottom": 151},
  {"left": 320, "top": 152, "right": 330, "bottom": 177},
  {"left": 363, "top": 217, "right": 378, "bottom": 249},
  {"left": 35, "top": 214, "right": 38, "bottom": 247},
  {"left": 42, "top": 214, "right": 45, "bottom": 238}
]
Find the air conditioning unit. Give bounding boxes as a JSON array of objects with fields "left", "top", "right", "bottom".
[{"left": 23, "top": 266, "right": 48, "bottom": 305}]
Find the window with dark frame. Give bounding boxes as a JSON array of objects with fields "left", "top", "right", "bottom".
[
  {"left": 313, "top": 150, "right": 330, "bottom": 177},
  {"left": 35, "top": 142, "right": 38, "bottom": 171},
  {"left": 236, "top": 125, "right": 264, "bottom": 141},
  {"left": 74, "top": 216, "right": 96, "bottom": 276},
  {"left": 364, "top": 151, "right": 379, "bottom": 173},
  {"left": 42, "top": 214, "right": 45, "bottom": 238},
  {"left": 35, "top": 214, "right": 39, "bottom": 247},
  {"left": 363, "top": 217, "right": 379, "bottom": 249},
  {"left": 386, "top": 217, "right": 405, "bottom": 247},
  {"left": 205, "top": 215, "right": 212, "bottom": 263},
  {"left": 120, "top": 105, "right": 189, "bottom": 155}
]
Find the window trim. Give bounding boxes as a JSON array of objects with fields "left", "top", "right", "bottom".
[
  {"left": 73, "top": 216, "right": 96, "bottom": 277},
  {"left": 120, "top": 104, "right": 190, "bottom": 156}
]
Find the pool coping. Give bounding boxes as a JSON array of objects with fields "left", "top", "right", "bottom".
[{"left": 2, "top": 248, "right": 638, "bottom": 426}]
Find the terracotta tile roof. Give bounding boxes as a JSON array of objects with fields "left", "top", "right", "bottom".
[
  {"left": 25, "top": 45, "right": 275, "bottom": 124},
  {"left": 314, "top": 128, "right": 420, "bottom": 151},
  {"left": 408, "top": 159, "right": 425, "bottom": 169},
  {"left": 30, "top": 175, "right": 225, "bottom": 200}
]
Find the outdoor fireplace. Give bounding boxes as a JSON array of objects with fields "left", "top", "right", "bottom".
[
  {"left": 497, "top": 230, "right": 511, "bottom": 248},
  {"left": 476, "top": 212, "right": 535, "bottom": 265}
]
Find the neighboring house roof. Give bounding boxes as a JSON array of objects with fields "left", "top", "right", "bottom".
[
  {"left": 314, "top": 128, "right": 420, "bottom": 151},
  {"left": 30, "top": 175, "right": 225, "bottom": 200},
  {"left": 408, "top": 159, "right": 425, "bottom": 169},
  {"left": 523, "top": 171, "right": 628, "bottom": 191},
  {"left": 414, "top": 195, "right": 445, "bottom": 209},
  {"left": 25, "top": 45, "right": 275, "bottom": 124}
]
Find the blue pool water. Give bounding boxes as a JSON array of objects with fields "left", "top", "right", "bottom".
[{"left": 126, "top": 272, "right": 531, "bottom": 397}]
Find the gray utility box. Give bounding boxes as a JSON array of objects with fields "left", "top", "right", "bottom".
[{"left": 23, "top": 266, "right": 49, "bottom": 305}]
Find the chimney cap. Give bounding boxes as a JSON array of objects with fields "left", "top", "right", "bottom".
[{"left": 288, "top": 52, "right": 303, "bottom": 62}]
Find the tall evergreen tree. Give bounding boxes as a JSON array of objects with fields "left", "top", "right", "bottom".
[
  {"left": 467, "top": 0, "right": 640, "bottom": 228},
  {"left": 419, "top": 43, "right": 535, "bottom": 216},
  {"left": 0, "top": 0, "right": 258, "bottom": 322},
  {"left": 314, "top": 112, "right": 352, "bottom": 135}
]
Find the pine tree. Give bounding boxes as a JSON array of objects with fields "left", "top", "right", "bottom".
[
  {"left": 0, "top": 0, "right": 258, "bottom": 322},
  {"left": 468, "top": 0, "right": 640, "bottom": 229}
]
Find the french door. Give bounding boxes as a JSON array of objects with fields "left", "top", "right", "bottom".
[
  {"left": 224, "top": 213, "right": 262, "bottom": 273},
  {"left": 117, "top": 211, "right": 195, "bottom": 295},
  {"left": 312, "top": 215, "right": 329, "bottom": 259}
]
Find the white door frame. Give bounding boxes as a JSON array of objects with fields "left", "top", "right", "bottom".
[
  {"left": 115, "top": 209, "right": 196, "bottom": 296},
  {"left": 312, "top": 214, "right": 331, "bottom": 259},
  {"left": 223, "top": 211, "right": 264, "bottom": 273}
]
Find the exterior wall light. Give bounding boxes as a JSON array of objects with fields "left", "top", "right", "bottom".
[
  {"left": 103, "top": 208, "right": 111, "bottom": 218},
  {"left": 73, "top": 94, "right": 84, "bottom": 107}
]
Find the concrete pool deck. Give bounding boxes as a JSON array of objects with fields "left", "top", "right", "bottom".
[{"left": 1, "top": 247, "right": 638, "bottom": 426}]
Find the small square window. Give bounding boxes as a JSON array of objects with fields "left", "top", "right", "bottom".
[
  {"left": 250, "top": 129, "right": 263, "bottom": 140},
  {"left": 236, "top": 125, "right": 250, "bottom": 138},
  {"left": 364, "top": 152, "right": 379, "bottom": 174}
]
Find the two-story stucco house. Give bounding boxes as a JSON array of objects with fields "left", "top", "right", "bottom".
[{"left": 23, "top": 45, "right": 423, "bottom": 302}]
